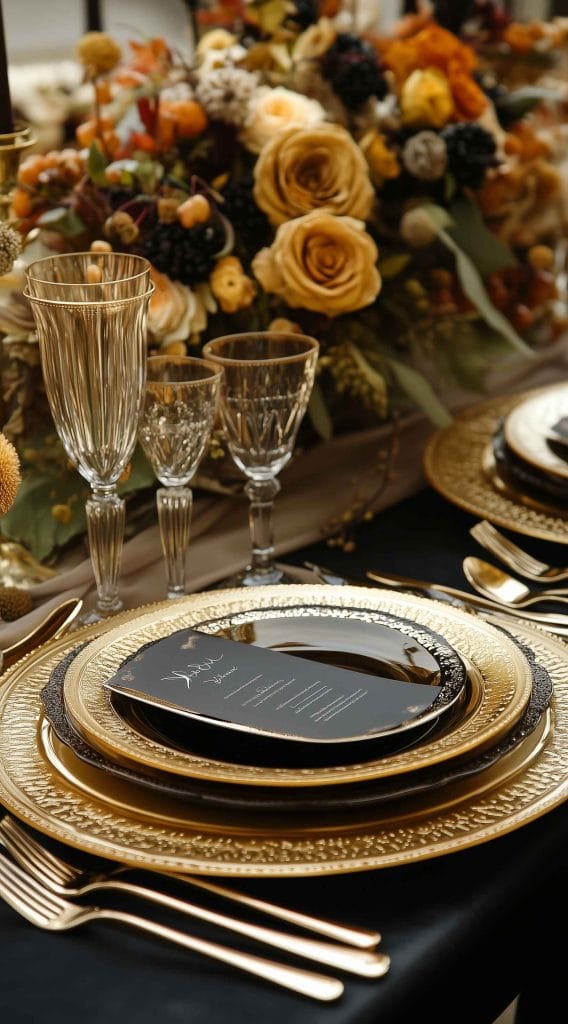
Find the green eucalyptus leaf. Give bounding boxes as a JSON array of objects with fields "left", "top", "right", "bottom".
[
  {"left": 438, "top": 229, "right": 534, "bottom": 357},
  {"left": 0, "top": 470, "right": 88, "bottom": 562},
  {"left": 496, "top": 86, "right": 560, "bottom": 122},
  {"left": 37, "top": 207, "right": 86, "bottom": 237},
  {"left": 378, "top": 254, "right": 412, "bottom": 280},
  {"left": 386, "top": 358, "right": 453, "bottom": 427},
  {"left": 87, "top": 141, "right": 108, "bottom": 186},
  {"left": 308, "top": 381, "right": 333, "bottom": 441},
  {"left": 448, "top": 198, "right": 517, "bottom": 276}
]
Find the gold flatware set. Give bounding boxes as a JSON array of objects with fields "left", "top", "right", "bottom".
[{"left": 0, "top": 814, "right": 387, "bottom": 1000}]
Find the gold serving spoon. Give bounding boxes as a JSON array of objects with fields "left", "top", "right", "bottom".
[
  {"left": 463, "top": 557, "right": 568, "bottom": 609},
  {"left": 1, "top": 597, "right": 83, "bottom": 673}
]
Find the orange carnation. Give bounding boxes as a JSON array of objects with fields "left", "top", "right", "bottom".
[{"left": 447, "top": 61, "right": 487, "bottom": 120}]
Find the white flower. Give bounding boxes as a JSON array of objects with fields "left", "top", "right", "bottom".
[
  {"left": 196, "top": 67, "right": 259, "bottom": 126},
  {"left": 293, "top": 18, "right": 336, "bottom": 62},
  {"left": 148, "top": 269, "right": 216, "bottom": 346},
  {"left": 240, "top": 86, "right": 326, "bottom": 154}
]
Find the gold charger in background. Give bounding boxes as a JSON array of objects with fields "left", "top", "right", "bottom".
[
  {"left": 62, "top": 587, "right": 532, "bottom": 786},
  {"left": 0, "top": 602, "right": 564, "bottom": 876},
  {"left": 424, "top": 390, "right": 568, "bottom": 543}
]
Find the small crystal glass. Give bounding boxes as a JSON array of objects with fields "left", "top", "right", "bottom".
[
  {"left": 25, "top": 252, "right": 153, "bottom": 621},
  {"left": 139, "top": 355, "right": 222, "bottom": 599},
  {"left": 202, "top": 331, "right": 319, "bottom": 587}
]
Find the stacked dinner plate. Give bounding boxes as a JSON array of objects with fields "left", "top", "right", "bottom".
[
  {"left": 0, "top": 584, "right": 566, "bottom": 877},
  {"left": 424, "top": 382, "right": 568, "bottom": 544},
  {"left": 491, "top": 383, "right": 568, "bottom": 511}
]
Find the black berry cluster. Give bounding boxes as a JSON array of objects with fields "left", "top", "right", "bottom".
[
  {"left": 322, "top": 34, "right": 388, "bottom": 109},
  {"left": 441, "top": 122, "right": 497, "bottom": 189},
  {"left": 141, "top": 219, "right": 225, "bottom": 285}
]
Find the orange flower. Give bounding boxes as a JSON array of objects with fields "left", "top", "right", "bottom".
[
  {"left": 503, "top": 21, "right": 544, "bottom": 54},
  {"left": 504, "top": 122, "right": 551, "bottom": 161},
  {"left": 127, "top": 37, "right": 170, "bottom": 76},
  {"left": 383, "top": 24, "right": 477, "bottom": 82},
  {"left": 447, "top": 60, "right": 487, "bottom": 120}
]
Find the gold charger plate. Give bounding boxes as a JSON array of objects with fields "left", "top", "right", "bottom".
[
  {"left": 0, "top": 604, "right": 564, "bottom": 875},
  {"left": 62, "top": 586, "right": 532, "bottom": 787},
  {"left": 424, "top": 390, "right": 568, "bottom": 544},
  {"left": 505, "top": 383, "right": 568, "bottom": 482},
  {"left": 39, "top": 710, "right": 551, "bottom": 831}
]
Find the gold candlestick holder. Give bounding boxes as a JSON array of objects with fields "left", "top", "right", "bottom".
[{"left": 0, "top": 121, "right": 35, "bottom": 222}]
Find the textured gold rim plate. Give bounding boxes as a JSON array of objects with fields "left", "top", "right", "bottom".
[
  {"left": 39, "top": 710, "right": 551, "bottom": 833},
  {"left": 423, "top": 389, "right": 568, "bottom": 544},
  {"left": 62, "top": 586, "right": 532, "bottom": 786},
  {"left": 0, "top": 605, "right": 565, "bottom": 876},
  {"left": 504, "top": 383, "right": 568, "bottom": 482}
]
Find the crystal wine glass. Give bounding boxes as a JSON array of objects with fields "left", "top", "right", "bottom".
[
  {"left": 25, "top": 251, "right": 153, "bottom": 621},
  {"left": 138, "top": 355, "right": 222, "bottom": 599},
  {"left": 202, "top": 331, "right": 319, "bottom": 587}
]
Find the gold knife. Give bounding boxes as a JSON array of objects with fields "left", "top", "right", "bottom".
[{"left": 2, "top": 597, "right": 83, "bottom": 673}]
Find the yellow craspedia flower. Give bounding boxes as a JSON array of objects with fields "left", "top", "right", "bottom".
[
  {"left": 360, "top": 132, "right": 401, "bottom": 184},
  {"left": 0, "top": 432, "right": 21, "bottom": 516},
  {"left": 400, "top": 68, "right": 454, "bottom": 129},
  {"left": 76, "top": 32, "right": 122, "bottom": 77},
  {"left": 51, "top": 503, "right": 73, "bottom": 525}
]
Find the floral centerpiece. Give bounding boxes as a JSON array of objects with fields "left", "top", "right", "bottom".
[{"left": 1, "top": 0, "right": 568, "bottom": 562}]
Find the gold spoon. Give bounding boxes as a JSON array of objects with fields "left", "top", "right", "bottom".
[
  {"left": 1, "top": 597, "right": 83, "bottom": 673},
  {"left": 462, "top": 557, "right": 568, "bottom": 609}
]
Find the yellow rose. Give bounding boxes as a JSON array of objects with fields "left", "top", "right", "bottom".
[
  {"left": 254, "top": 124, "right": 374, "bottom": 227},
  {"left": 360, "top": 131, "right": 401, "bottom": 185},
  {"left": 252, "top": 210, "right": 381, "bottom": 316},
  {"left": 401, "top": 68, "right": 454, "bottom": 129},
  {"left": 148, "top": 268, "right": 212, "bottom": 345},
  {"left": 240, "top": 86, "right": 326, "bottom": 154},
  {"left": 209, "top": 256, "right": 257, "bottom": 313}
]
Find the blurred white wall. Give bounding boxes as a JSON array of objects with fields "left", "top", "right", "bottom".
[{"left": 2, "top": 0, "right": 192, "bottom": 64}]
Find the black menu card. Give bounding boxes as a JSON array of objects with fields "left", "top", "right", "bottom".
[{"left": 104, "top": 627, "right": 441, "bottom": 745}]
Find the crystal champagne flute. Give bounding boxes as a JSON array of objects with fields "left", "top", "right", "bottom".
[
  {"left": 202, "top": 331, "right": 319, "bottom": 587},
  {"left": 25, "top": 251, "right": 153, "bottom": 621},
  {"left": 138, "top": 355, "right": 222, "bottom": 599}
]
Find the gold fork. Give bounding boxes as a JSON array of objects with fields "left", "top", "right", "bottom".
[
  {"left": 470, "top": 521, "right": 568, "bottom": 584},
  {"left": 0, "top": 819, "right": 386, "bottom": 978},
  {"left": 0, "top": 851, "right": 344, "bottom": 1002},
  {"left": 0, "top": 816, "right": 381, "bottom": 952}
]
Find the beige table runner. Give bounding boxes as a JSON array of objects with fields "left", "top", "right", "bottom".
[{"left": 2, "top": 339, "right": 567, "bottom": 648}]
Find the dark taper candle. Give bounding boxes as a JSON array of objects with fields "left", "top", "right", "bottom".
[
  {"left": 0, "top": 0, "right": 13, "bottom": 134},
  {"left": 86, "top": 0, "right": 103, "bottom": 32}
]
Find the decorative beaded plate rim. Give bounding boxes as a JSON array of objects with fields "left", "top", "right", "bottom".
[
  {"left": 0, "top": 592, "right": 565, "bottom": 876},
  {"left": 423, "top": 389, "right": 568, "bottom": 543},
  {"left": 61, "top": 587, "right": 532, "bottom": 786}
]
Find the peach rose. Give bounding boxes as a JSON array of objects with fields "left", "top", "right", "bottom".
[
  {"left": 148, "top": 267, "right": 215, "bottom": 345},
  {"left": 252, "top": 210, "right": 381, "bottom": 316},
  {"left": 240, "top": 86, "right": 325, "bottom": 154},
  {"left": 254, "top": 124, "right": 374, "bottom": 226}
]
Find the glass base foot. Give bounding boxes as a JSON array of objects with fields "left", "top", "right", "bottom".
[
  {"left": 78, "top": 602, "right": 123, "bottom": 627},
  {"left": 211, "top": 565, "right": 301, "bottom": 589}
]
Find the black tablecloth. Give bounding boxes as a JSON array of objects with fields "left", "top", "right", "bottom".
[{"left": 2, "top": 489, "right": 567, "bottom": 1024}]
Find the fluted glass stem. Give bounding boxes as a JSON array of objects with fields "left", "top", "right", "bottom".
[
  {"left": 86, "top": 487, "right": 125, "bottom": 617},
  {"left": 245, "top": 477, "right": 281, "bottom": 584},
  {"left": 157, "top": 486, "right": 193, "bottom": 600}
]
